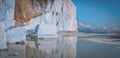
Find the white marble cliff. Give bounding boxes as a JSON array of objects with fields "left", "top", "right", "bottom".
[{"left": 0, "top": 0, "right": 77, "bottom": 44}]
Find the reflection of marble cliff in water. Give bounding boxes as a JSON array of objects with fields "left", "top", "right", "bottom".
[
  {"left": 0, "top": 0, "right": 77, "bottom": 46},
  {"left": 0, "top": 37, "right": 77, "bottom": 58},
  {"left": 26, "top": 37, "right": 77, "bottom": 58}
]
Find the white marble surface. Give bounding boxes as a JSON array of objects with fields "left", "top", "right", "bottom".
[
  {"left": 6, "top": 27, "right": 26, "bottom": 43},
  {"left": 24, "top": 0, "right": 77, "bottom": 35},
  {"left": 0, "top": 21, "right": 7, "bottom": 49},
  {"left": 4, "top": 0, "right": 15, "bottom": 29}
]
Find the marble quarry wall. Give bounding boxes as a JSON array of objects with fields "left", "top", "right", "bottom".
[{"left": 0, "top": 0, "right": 77, "bottom": 44}]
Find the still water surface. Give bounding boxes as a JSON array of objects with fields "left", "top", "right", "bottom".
[{"left": 0, "top": 36, "right": 120, "bottom": 58}]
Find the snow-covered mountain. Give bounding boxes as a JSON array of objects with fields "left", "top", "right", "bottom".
[{"left": 78, "top": 22, "right": 120, "bottom": 33}]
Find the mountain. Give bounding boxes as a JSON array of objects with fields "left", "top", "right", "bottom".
[{"left": 77, "top": 22, "right": 120, "bottom": 33}]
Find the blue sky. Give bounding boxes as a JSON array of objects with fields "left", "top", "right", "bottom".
[{"left": 72, "top": 0, "right": 120, "bottom": 28}]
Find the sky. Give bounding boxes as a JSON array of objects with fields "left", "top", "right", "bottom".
[{"left": 72, "top": 0, "right": 120, "bottom": 29}]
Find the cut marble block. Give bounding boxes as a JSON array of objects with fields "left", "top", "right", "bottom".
[
  {"left": 38, "top": 24, "right": 57, "bottom": 35},
  {"left": 0, "top": 21, "right": 7, "bottom": 49},
  {"left": 0, "top": 39, "right": 7, "bottom": 50},
  {"left": 6, "top": 27, "right": 26, "bottom": 43},
  {"left": 38, "top": 24, "right": 57, "bottom": 38}
]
